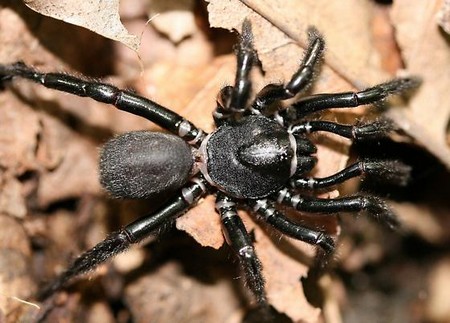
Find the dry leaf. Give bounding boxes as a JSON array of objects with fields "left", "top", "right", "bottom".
[
  {"left": 125, "top": 262, "right": 244, "bottom": 323},
  {"left": 148, "top": 0, "right": 198, "bottom": 43},
  {"left": 387, "top": 0, "right": 450, "bottom": 168},
  {"left": 23, "top": 0, "right": 140, "bottom": 51},
  {"left": 207, "top": 0, "right": 389, "bottom": 88},
  {"left": 0, "top": 215, "right": 38, "bottom": 321},
  {"left": 437, "top": 0, "right": 450, "bottom": 34},
  {"left": 425, "top": 258, "right": 450, "bottom": 322},
  {"left": 2, "top": 1, "right": 447, "bottom": 323}
]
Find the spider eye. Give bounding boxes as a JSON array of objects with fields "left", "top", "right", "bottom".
[{"left": 99, "top": 131, "right": 193, "bottom": 199}]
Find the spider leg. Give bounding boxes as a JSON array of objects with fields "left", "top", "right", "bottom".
[
  {"left": 250, "top": 199, "right": 335, "bottom": 253},
  {"left": 289, "top": 118, "right": 394, "bottom": 141},
  {"left": 291, "top": 159, "right": 411, "bottom": 189},
  {"left": 0, "top": 62, "right": 205, "bottom": 146},
  {"left": 250, "top": 27, "right": 325, "bottom": 114},
  {"left": 276, "top": 77, "right": 421, "bottom": 124},
  {"left": 216, "top": 193, "right": 266, "bottom": 303},
  {"left": 213, "top": 20, "right": 256, "bottom": 125},
  {"left": 37, "top": 177, "right": 208, "bottom": 300},
  {"left": 230, "top": 20, "right": 255, "bottom": 112},
  {"left": 273, "top": 188, "right": 400, "bottom": 229}
]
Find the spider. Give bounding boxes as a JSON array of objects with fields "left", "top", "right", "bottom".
[{"left": 0, "top": 20, "right": 418, "bottom": 305}]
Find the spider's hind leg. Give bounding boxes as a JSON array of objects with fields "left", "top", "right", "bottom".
[{"left": 38, "top": 178, "right": 208, "bottom": 300}]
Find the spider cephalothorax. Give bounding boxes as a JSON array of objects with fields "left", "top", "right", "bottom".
[{"left": 0, "top": 20, "right": 419, "bottom": 304}]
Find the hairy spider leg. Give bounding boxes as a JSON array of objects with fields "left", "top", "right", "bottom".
[
  {"left": 289, "top": 118, "right": 394, "bottom": 141},
  {"left": 0, "top": 62, "right": 206, "bottom": 146},
  {"left": 273, "top": 188, "right": 400, "bottom": 231},
  {"left": 250, "top": 199, "right": 335, "bottom": 253},
  {"left": 287, "top": 118, "right": 411, "bottom": 188},
  {"left": 214, "top": 19, "right": 256, "bottom": 125},
  {"left": 250, "top": 27, "right": 325, "bottom": 115},
  {"left": 291, "top": 159, "right": 411, "bottom": 189},
  {"left": 276, "top": 77, "right": 421, "bottom": 125},
  {"left": 216, "top": 193, "right": 266, "bottom": 303},
  {"left": 38, "top": 177, "right": 208, "bottom": 300},
  {"left": 230, "top": 19, "right": 255, "bottom": 112}
]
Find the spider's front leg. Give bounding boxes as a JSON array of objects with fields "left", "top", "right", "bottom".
[
  {"left": 214, "top": 20, "right": 256, "bottom": 125},
  {"left": 38, "top": 177, "right": 208, "bottom": 300},
  {"left": 277, "top": 77, "right": 421, "bottom": 124},
  {"left": 250, "top": 27, "right": 325, "bottom": 114},
  {"left": 0, "top": 62, "right": 205, "bottom": 145}
]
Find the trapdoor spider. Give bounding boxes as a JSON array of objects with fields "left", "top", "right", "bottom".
[{"left": 0, "top": 21, "right": 419, "bottom": 304}]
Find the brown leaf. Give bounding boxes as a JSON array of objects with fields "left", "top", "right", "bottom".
[
  {"left": 0, "top": 215, "right": 38, "bottom": 321},
  {"left": 207, "top": 0, "right": 390, "bottom": 87},
  {"left": 425, "top": 258, "right": 450, "bottom": 322},
  {"left": 3, "top": 2, "right": 441, "bottom": 322},
  {"left": 387, "top": 0, "right": 450, "bottom": 168},
  {"left": 23, "top": 0, "right": 140, "bottom": 51},
  {"left": 125, "top": 262, "right": 244, "bottom": 323},
  {"left": 148, "top": 0, "right": 198, "bottom": 43},
  {"left": 437, "top": 0, "right": 450, "bottom": 34}
]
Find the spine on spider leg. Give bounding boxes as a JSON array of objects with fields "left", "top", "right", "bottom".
[
  {"left": 37, "top": 178, "right": 208, "bottom": 300},
  {"left": 0, "top": 62, "right": 205, "bottom": 145},
  {"left": 216, "top": 193, "right": 266, "bottom": 303}
]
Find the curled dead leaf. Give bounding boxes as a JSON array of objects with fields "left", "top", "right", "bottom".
[{"left": 23, "top": 0, "right": 140, "bottom": 51}]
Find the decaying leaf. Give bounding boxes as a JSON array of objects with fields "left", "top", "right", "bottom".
[
  {"left": 23, "top": 0, "right": 140, "bottom": 51},
  {"left": 148, "top": 0, "right": 198, "bottom": 43},
  {"left": 1, "top": 1, "right": 449, "bottom": 323},
  {"left": 125, "top": 262, "right": 244, "bottom": 323},
  {"left": 207, "top": 0, "right": 390, "bottom": 88},
  {"left": 0, "top": 215, "right": 38, "bottom": 321},
  {"left": 387, "top": 0, "right": 450, "bottom": 168},
  {"left": 437, "top": 0, "right": 450, "bottom": 34}
]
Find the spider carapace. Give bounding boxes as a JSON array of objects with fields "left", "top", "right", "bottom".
[{"left": 0, "top": 20, "right": 419, "bottom": 304}]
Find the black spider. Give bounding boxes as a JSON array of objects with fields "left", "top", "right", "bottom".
[{"left": 0, "top": 20, "right": 419, "bottom": 305}]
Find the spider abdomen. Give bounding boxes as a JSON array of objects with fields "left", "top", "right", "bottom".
[
  {"left": 202, "top": 115, "right": 296, "bottom": 199},
  {"left": 100, "top": 131, "right": 194, "bottom": 199}
]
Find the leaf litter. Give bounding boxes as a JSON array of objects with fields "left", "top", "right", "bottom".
[{"left": 0, "top": 0, "right": 450, "bottom": 322}]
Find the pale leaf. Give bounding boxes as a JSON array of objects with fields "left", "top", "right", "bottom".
[{"left": 23, "top": 0, "right": 140, "bottom": 51}]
